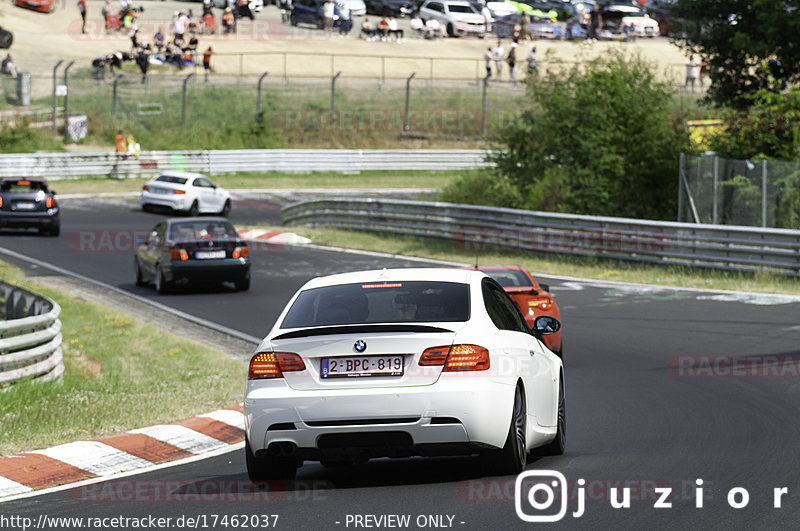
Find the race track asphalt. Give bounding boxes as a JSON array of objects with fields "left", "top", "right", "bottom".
[{"left": 1, "top": 196, "right": 799, "bottom": 530}]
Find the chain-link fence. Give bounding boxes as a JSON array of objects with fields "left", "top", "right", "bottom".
[{"left": 679, "top": 153, "right": 800, "bottom": 229}]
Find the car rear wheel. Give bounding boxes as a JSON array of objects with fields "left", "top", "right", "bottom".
[
  {"left": 446, "top": 22, "right": 454, "bottom": 37},
  {"left": 187, "top": 201, "right": 199, "bottom": 217},
  {"left": 134, "top": 257, "right": 145, "bottom": 286},
  {"left": 538, "top": 375, "right": 566, "bottom": 455},
  {"left": 42, "top": 224, "right": 60, "bottom": 237},
  {"left": 317, "top": 16, "right": 324, "bottom": 29},
  {"left": 290, "top": 13, "right": 298, "bottom": 25},
  {"left": 142, "top": 203, "right": 153, "bottom": 212},
  {"left": 154, "top": 264, "right": 170, "bottom": 294},
  {"left": 234, "top": 276, "right": 250, "bottom": 291},
  {"left": 220, "top": 199, "right": 231, "bottom": 216},
  {"left": 482, "top": 384, "right": 526, "bottom": 475},
  {"left": 245, "top": 438, "right": 298, "bottom": 481}
]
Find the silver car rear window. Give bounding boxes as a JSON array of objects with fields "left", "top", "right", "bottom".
[{"left": 156, "top": 175, "right": 189, "bottom": 185}]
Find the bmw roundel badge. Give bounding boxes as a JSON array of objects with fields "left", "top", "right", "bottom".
[{"left": 354, "top": 340, "right": 367, "bottom": 353}]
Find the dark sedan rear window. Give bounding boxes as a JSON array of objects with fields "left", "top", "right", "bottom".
[
  {"left": 168, "top": 220, "right": 239, "bottom": 242},
  {"left": 1, "top": 180, "right": 47, "bottom": 192},
  {"left": 281, "top": 281, "right": 470, "bottom": 328},
  {"left": 156, "top": 175, "right": 188, "bottom": 185},
  {"left": 483, "top": 269, "right": 532, "bottom": 288}
]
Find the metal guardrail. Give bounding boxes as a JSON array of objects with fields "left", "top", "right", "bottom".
[
  {"left": 0, "top": 282, "right": 63, "bottom": 384},
  {"left": 0, "top": 150, "right": 491, "bottom": 179},
  {"left": 282, "top": 198, "right": 800, "bottom": 277}
]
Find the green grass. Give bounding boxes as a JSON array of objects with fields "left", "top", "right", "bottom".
[
  {"left": 52, "top": 170, "right": 472, "bottom": 195},
  {"left": 262, "top": 225, "right": 800, "bottom": 296},
  {"left": 0, "top": 262, "right": 246, "bottom": 456}
]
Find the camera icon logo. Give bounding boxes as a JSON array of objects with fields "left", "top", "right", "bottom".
[{"left": 515, "top": 470, "right": 568, "bottom": 522}]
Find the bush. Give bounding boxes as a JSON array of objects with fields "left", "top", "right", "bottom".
[
  {"left": 0, "top": 123, "right": 64, "bottom": 153},
  {"left": 442, "top": 50, "right": 688, "bottom": 220}
]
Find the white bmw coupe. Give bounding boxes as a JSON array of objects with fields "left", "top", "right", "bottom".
[{"left": 244, "top": 268, "right": 565, "bottom": 480}]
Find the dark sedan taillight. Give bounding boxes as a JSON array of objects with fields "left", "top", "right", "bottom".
[{"left": 45, "top": 196, "right": 55, "bottom": 209}]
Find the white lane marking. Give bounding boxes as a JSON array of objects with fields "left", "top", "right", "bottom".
[
  {"left": 31, "top": 441, "right": 152, "bottom": 477},
  {"left": 0, "top": 476, "right": 33, "bottom": 498},
  {"left": 130, "top": 425, "right": 228, "bottom": 454},
  {"left": 200, "top": 409, "right": 245, "bottom": 430},
  {"left": 696, "top": 293, "right": 800, "bottom": 306},
  {"left": 548, "top": 282, "right": 585, "bottom": 291},
  {"left": 0, "top": 443, "right": 244, "bottom": 504}
]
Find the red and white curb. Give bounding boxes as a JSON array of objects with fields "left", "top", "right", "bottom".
[
  {"left": 0, "top": 405, "right": 246, "bottom": 501},
  {"left": 237, "top": 229, "right": 311, "bottom": 246}
]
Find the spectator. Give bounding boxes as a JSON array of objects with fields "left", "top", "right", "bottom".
[
  {"left": 700, "top": 60, "right": 709, "bottom": 88},
  {"left": 387, "top": 16, "right": 403, "bottom": 42},
  {"left": 203, "top": 10, "right": 217, "bottom": 34},
  {"left": 187, "top": 9, "right": 199, "bottom": 34},
  {"left": 481, "top": 4, "right": 491, "bottom": 39},
  {"left": 130, "top": 25, "right": 140, "bottom": 50},
  {"left": 167, "top": 40, "right": 185, "bottom": 68},
  {"left": 279, "top": 0, "right": 291, "bottom": 23},
  {"left": 1, "top": 54, "right": 18, "bottom": 78},
  {"left": 173, "top": 11, "right": 184, "bottom": 40},
  {"left": 135, "top": 45, "right": 150, "bottom": 81},
  {"left": 127, "top": 134, "right": 140, "bottom": 159},
  {"left": 377, "top": 17, "right": 390, "bottom": 41},
  {"left": 526, "top": 44, "right": 537, "bottom": 75},
  {"left": 154, "top": 27, "right": 165, "bottom": 53},
  {"left": 409, "top": 13, "right": 424, "bottom": 37},
  {"left": 323, "top": 0, "right": 335, "bottom": 37},
  {"left": 424, "top": 17, "right": 440, "bottom": 39},
  {"left": 507, "top": 42, "right": 517, "bottom": 84},
  {"left": 492, "top": 40, "right": 504, "bottom": 78},
  {"left": 484, "top": 47, "right": 492, "bottom": 78},
  {"left": 337, "top": 1, "right": 352, "bottom": 37},
  {"left": 115, "top": 130, "right": 127, "bottom": 157},
  {"left": 178, "top": 11, "right": 190, "bottom": 38},
  {"left": 102, "top": 1, "right": 112, "bottom": 33},
  {"left": 236, "top": 0, "right": 254, "bottom": 19},
  {"left": 518, "top": 12, "right": 530, "bottom": 41},
  {"left": 203, "top": 46, "right": 213, "bottom": 81},
  {"left": 222, "top": 7, "right": 235, "bottom": 34},
  {"left": 685, "top": 55, "right": 699, "bottom": 92},
  {"left": 78, "top": 0, "right": 88, "bottom": 35},
  {"left": 361, "top": 17, "right": 377, "bottom": 40},
  {"left": 186, "top": 33, "right": 200, "bottom": 61}
]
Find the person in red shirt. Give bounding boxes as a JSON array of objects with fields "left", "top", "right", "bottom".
[
  {"left": 203, "top": 46, "right": 213, "bottom": 82},
  {"left": 77, "top": 0, "right": 87, "bottom": 34}
]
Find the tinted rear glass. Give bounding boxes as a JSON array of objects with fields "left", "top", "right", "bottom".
[
  {"left": 483, "top": 269, "right": 533, "bottom": 288},
  {"left": 281, "top": 281, "right": 470, "bottom": 328},
  {"left": 168, "top": 220, "right": 239, "bottom": 242},
  {"left": 1, "top": 180, "right": 47, "bottom": 192},
  {"left": 449, "top": 4, "right": 476, "bottom": 12},
  {"left": 156, "top": 175, "right": 189, "bottom": 185}
]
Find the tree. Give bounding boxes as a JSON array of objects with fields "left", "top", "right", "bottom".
[
  {"left": 671, "top": 0, "right": 800, "bottom": 108},
  {"left": 479, "top": 50, "right": 686, "bottom": 220}
]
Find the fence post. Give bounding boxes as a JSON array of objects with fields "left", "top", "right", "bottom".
[
  {"left": 481, "top": 74, "right": 488, "bottom": 136},
  {"left": 404, "top": 72, "right": 416, "bottom": 132},
  {"left": 62, "top": 61, "right": 75, "bottom": 143},
  {"left": 331, "top": 71, "right": 342, "bottom": 124},
  {"left": 283, "top": 52, "right": 288, "bottom": 82},
  {"left": 112, "top": 74, "right": 122, "bottom": 119},
  {"left": 762, "top": 158, "right": 768, "bottom": 228},
  {"left": 182, "top": 73, "right": 195, "bottom": 128},
  {"left": 51, "top": 60, "right": 63, "bottom": 137},
  {"left": 678, "top": 152, "right": 685, "bottom": 222},
  {"left": 257, "top": 71, "right": 269, "bottom": 122},
  {"left": 712, "top": 155, "right": 718, "bottom": 224}
]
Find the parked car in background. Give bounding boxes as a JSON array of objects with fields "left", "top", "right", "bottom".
[
  {"left": 290, "top": 0, "right": 353, "bottom": 28},
  {"left": 364, "top": 0, "right": 417, "bottom": 16},
  {"left": 141, "top": 171, "right": 232, "bottom": 217},
  {"left": 599, "top": 3, "right": 659, "bottom": 38},
  {"left": 14, "top": 0, "right": 56, "bottom": 13},
  {"left": 418, "top": 0, "right": 486, "bottom": 36},
  {"left": 0, "top": 178, "right": 60, "bottom": 236},
  {"left": 476, "top": 265, "right": 563, "bottom": 357},
  {"left": 244, "top": 268, "right": 564, "bottom": 480},
  {"left": 493, "top": 11, "right": 564, "bottom": 38},
  {"left": 341, "top": 0, "right": 367, "bottom": 15},
  {"left": 134, "top": 218, "right": 251, "bottom": 293}
]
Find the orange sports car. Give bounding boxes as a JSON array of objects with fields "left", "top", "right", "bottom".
[
  {"left": 14, "top": 0, "right": 56, "bottom": 13},
  {"left": 477, "top": 265, "right": 563, "bottom": 357}
]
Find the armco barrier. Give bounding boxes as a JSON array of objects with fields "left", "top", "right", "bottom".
[
  {"left": 282, "top": 198, "right": 800, "bottom": 277},
  {"left": 0, "top": 282, "right": 63, "bottom": 384},
  {"left": 0, "top": 150, "right": 491, "bottom": 179}
]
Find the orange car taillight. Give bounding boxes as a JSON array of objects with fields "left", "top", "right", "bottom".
[
  {"left": 0, "top": 197, "right": 3, "bottom": 208},
  {"left": 232, "top": 246, "right": 249, "bottom": 259},
  {"left": 419, "top": 344, "right": 490, "bottom": 372},
  {"left": 170, "top": 249, "right": 189, "bottom": 261},
  {"left": 173, "top": 190, "right": 186, "bottom": 195},
  {"left": 143, "top": 185, "right": 150, "bottom": 191},
  {"left": 45, "top": 196, "right": 55, "bottom": 209},
  {"left": 248, "top": 352, "right": 306, "bottom": 379}
]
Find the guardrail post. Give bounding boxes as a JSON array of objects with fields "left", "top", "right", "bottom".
[
  {"left": 404, "top": 73, "right": 416, "bottom": 132},
  {"left": 182, "top": 73, "right": 195, "bottom": 128},
  {"left": 481, "top": 74, "right": 489, "bottom": 136},
  {"left": 331, "top": 71, "right": 342, "bottom": 124},
  {"left": 762, "top": 159, "right": 768, "bottom": 227},
  {"left": 712, "top": 155, "right": 718, "bottom": 224},
  {"left": 62, "top": 61, "right": 75, "bottom": 143},
  {"left": 256, "top": 72, "right": 269, "bottom": 123},
  {"left": 51, "top": 60, "right": 63, "bottom": 137},
  {"left": 677, "top": 152, "right": 685, "bottom": 222},
  {"left": 112, "top": 74, "right": 123, "bottom": 119}
]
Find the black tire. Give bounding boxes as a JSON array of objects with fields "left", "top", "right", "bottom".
[
  {"left": 317, "top": 16, "right": 324, "bottom": 29},
  {"left": 220, "top": 199, "right": 232, "bottom": 217},
  {"left": 482, "top": 384, "right": 526, "bottom": 475},
  {"left": 187, "top": 201, "right": 199, "bottom": 217},
  {"left": 134, "top": 257, "right": 145, "bottom": 286},
  {"left": 446, "top": 22, "right": 454, "bottom": 37},
  {"left": 290, "top": 13, "right": 297, "bottom": 25},
  {"left": 539, "top": 374, "right": 566, "bottom": 456},
  {"left": 245, "top": 438, "right": 298, "bottom": 481},
  {"left": 0, "top": 31, "right": 12, "bottom": 50},
  {"left": 42, "top": 224, "right": 60, "bottom": 237},
  {"left": 320, "top": 459, "right": 351, "bottom": 468},
  {"left": 142, "top": 203, "right": 153, "bottom": 212},
  {"left": 154, "top": 264, "right": 170, "bottom": 294},
  {"left": 234, "top": 276, "right": 251, "bottom": 291}
]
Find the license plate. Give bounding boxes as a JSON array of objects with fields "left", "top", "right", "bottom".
[
  {"left": 14, "top": 202, "right": 35, "bottom": 210},
  {"left": 152, "top": 187, "right": 169, "bottom": 194},
  {"left": 195, "top": 250, "right": 226, "bottom": 259},
  {"left": 321, "top": 355, "right": 404, "bottom": 378}
]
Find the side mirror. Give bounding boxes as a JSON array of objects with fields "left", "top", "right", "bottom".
[
  {"left": 532, "top": 315, "right": 560, "bottom": 336},
  {"left": 50, "top": 190, "right": 57, "bottom": 196},
  {"left": 538, "top": 283, "right": 550, "bottom": 292}
]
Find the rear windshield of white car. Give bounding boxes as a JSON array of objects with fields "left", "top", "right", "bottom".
[
  {"left": 1, "top": 180, "right": 47, "bottom": 192},
  {"left": 168, "top": 220, "right": 239, "bottom": 242},
  {"left": 448, "top": 4, "right": 476, "bottom": 12},
  {"left": 484, "top": 269, "right": 533, "bottom": 288},
  {"left": 281, "top": 281, "right": 470, "bottom": 328},
  {"left": 156, "top": 175, "right": 189, "bottom": 185}
]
